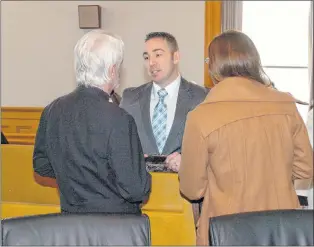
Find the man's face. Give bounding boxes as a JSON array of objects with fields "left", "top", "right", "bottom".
[{"left": 143, "top": 38, "right": 179, "bottom": 86}]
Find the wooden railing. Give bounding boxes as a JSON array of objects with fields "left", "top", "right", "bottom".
[{"left": 1, "top": 107, "right": 43, "bottom": 145}]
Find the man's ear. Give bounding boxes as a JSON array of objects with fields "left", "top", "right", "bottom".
[
  {"left": 173, "top": 51, "right": 180, "bottom": 65},
  {"left": 109, "top": 64, "right": 117, "bottom": 81}
]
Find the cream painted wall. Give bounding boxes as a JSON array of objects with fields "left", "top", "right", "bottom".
[{"left": 1, "top": 1, "right": 205, "bottom": 106}]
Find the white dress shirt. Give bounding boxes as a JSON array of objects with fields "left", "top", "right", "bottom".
[{"left": 150, "top": 75, "right": 181, "bottom": 140}]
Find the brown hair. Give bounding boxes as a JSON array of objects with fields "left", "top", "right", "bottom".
[
  {"left": 145, "top": 32, "right": 179, "bottom": 52},
  {"left": 207, "top": 30, "right": 270, "bottom": 85}
]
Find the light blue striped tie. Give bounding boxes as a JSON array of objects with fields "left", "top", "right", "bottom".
[{"left": 152, "top": 89, "right": 168, "bottom": 154}]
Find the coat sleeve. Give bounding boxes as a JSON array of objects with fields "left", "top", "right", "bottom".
[
  {"left": 108, "top": 113, "right": 151, "bottom": 203},
  {"left": 306, "top": 109, "right": 313, "bottom": 148},
  {"left": 179, "top": 111, "right": 208, "bottom": 200},
  {"left": 292, "top": 109, "right": 313, "bottom": 183},
  {"left": 33, "top": 107, "right": 56, "bottom": 178}
]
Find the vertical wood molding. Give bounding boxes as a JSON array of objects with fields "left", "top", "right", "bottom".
[{"left": 204, "top": 1, "right": 222, "bottom": 88}]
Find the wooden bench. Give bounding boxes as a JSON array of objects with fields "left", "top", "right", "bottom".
[{"left": 1, "top": 144, "right": 196, "bottom": 245}]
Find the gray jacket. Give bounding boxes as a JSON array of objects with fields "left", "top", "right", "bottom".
[{"left": 120, "top": 78, "right": 209, "bottom": 155}]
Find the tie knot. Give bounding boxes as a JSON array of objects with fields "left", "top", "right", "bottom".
[{"left": 158, "top": 89, "right": 168, "bottom": 99}]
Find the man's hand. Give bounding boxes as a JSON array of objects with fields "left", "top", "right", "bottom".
[
  {"left": 165, "top": 152, "right": 181, "bottom": 172},
  {"left": 33, "top": 172, "right": 58, "bottom": 188}
]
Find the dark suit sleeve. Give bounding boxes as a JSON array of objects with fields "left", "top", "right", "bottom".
[
  {"left": 119, "top": 87, "right": 135, "bottom": 109},
  {"left": 108, "top": 113, "right": 151, "bottom": 203},
  {"left": 119, "top": 89, "right": 128, "bottom": 109},
  {"left": 33, "top": 107, "right": 56, "bottom": 178}
]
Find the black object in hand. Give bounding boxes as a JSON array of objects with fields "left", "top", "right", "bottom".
[{"left": 145, "top": 155, "right": 167, "bottom": 164}]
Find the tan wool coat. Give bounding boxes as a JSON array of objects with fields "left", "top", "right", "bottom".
[{"left": 179, "top": 77, "right": 313, "bottom": 245}]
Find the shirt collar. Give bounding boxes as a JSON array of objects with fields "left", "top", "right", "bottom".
[
  {"left": 152, "top": 74, "right": 181, "bottom": 99},
  {"left": 77, "top": 85, "right": 110, "bottom": 101}
]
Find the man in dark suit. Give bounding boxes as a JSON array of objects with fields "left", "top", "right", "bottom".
[
  {"left": 120, "top": 32, "right": 208, "bottom": 172},
  {"left": 33, "top": 30, "right": 151, "bottom": 214},
  {"left": 120, "top": 32, "right": 207, "bottom": 224}
]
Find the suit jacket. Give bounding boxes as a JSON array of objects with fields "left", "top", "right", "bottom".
[
  {"left": 120, "top": 78, "right": 209, "bottom": 155},
  {"left": 33, "top": 85, "right": 151, "bottom": 214}
]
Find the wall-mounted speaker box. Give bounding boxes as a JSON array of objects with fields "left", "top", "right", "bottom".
[{"left": 78, "top": 5, "right": 101, "bottom": 29}]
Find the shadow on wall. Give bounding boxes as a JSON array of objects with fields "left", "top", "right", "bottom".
[
  {"left": 143, "top": 65, "right": 151, "bottom": 83},
  {"left": 118, "top": 66, "right": 127, "bottom": 91}
]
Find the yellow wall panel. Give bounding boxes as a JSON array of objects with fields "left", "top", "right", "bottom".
[
  {"left": 1, "top": 202, "right": 60, "bottom": 219},
  {"left": 142, "top": 173, "right": 196, "bottom": 245},
  {"left": 1, "top": 145, "right": 196, "bottom": 245},
  {"left": 1, "top": 145, "right": 60, "bottom": 204}
]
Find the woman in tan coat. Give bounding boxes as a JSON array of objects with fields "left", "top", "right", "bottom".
[{"left": 179, "top": 30, "right": 313, "bottom": 245}]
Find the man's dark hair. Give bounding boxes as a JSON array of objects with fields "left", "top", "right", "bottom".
[{"left": 145, "top": 32, "right": 179, "bottom": 52}]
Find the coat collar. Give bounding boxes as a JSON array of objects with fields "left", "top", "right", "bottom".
[
  {"left": 204, "top": 77, "right": 296, "bottom": 104},
  {"left": 76, "top": 85, "right": 110, "bottom": 101}
]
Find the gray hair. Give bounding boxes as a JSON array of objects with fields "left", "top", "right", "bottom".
[{"left": 74, "top": 29, "right": 124, "bottom": 88}]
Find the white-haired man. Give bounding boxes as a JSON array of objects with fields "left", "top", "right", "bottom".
[{"left": 33, "top": 30, "right": 151, "bottom": 214}]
